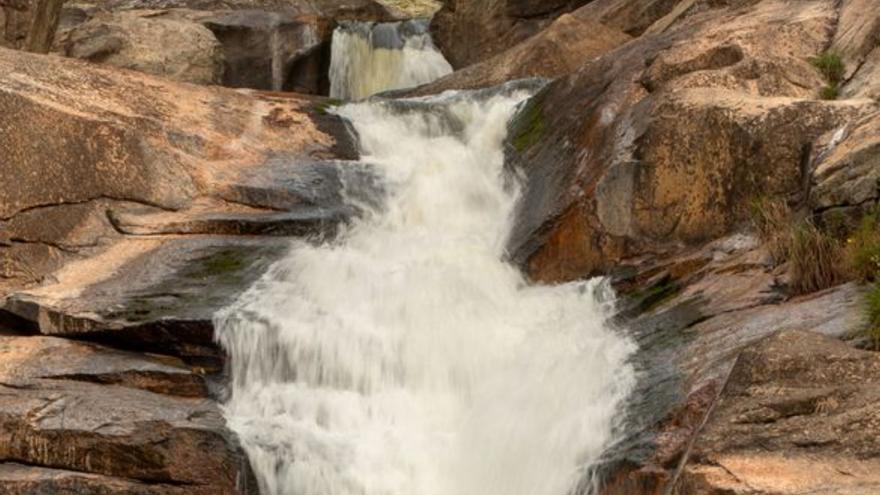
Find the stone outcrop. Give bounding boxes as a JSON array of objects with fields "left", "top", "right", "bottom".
[
  {"left": 0, "top": 335, "right": 255, "bottom": 494},
  {"left": 0, "top": 45, "right": 361, "bottom": 491},
  {"left": 5, "top": 0, "right": 424, "bottom": 90},
  {"left": 468, "top": 0, "right": 880, "bottom": 492},
  {"left": 430, "top": 0, "right": 590, "bottom": 69},
  {"left": 676, "top": 330, "right": 880, "bottom": 494},
  {"left": 59, "top": 10, "right": 224, "bottom": 85},
  {"left": 412, "top": 13, "right": 630, "bottom": 94},
  {"left": 506, "top": 0, "right": 878, "bottom": 282}
]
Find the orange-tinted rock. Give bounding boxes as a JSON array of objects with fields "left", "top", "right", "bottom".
[
  {"left": 430, "top": 0, "right": 590, "bottom": 69},
  {"left": 506, "top": 0, "right": 875, "bottom": 283},
  {"left": 414, "top": 14, "right": 630, "bottom": 94}
]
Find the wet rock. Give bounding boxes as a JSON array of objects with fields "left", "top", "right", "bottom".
[
  {"left": 0, "top": 335, "right": 206, "bottom": 396},
  {"left": 60, "top": 10, "right": 224, "bottom": 85},
  {"left": 2, "top": 237, "right": 288, "bottom": 365},
  {"left": 0, "top": 335, "right": 254, "bottom": 494},
  {"left": 0, "top": 463, "right": 198, "bottom": 495},
  {"left": 676, "top": 330, "right": 880, "bottom": 494},
  {"left": 201, "top": 9, "right": 326, "bottom": 91}
]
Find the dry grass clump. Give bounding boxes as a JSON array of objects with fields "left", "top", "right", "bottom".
[
  {"left": 749, "top": 197, "right": 842, "bottom": 295},
  {"left": 840, "top": 211, "right": 880, "bottom": 282}
]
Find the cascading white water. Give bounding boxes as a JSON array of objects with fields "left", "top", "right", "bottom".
[
  {"left": 328, "top": 20, "right": 453, "bottom": 100},
  {"left": 215, "top": 87, "right": 636, "bottom": 495}
]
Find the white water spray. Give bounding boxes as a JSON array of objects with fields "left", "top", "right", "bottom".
[
  {"left": 329, "top": 20, "right": 453, "bottom": 100},
  {"left": 216, "top": 87, "right": 635, "bottom": 495}
]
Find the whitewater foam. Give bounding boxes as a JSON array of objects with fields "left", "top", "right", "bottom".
[{"left": 215, "top": 87, "right": 635, "bottom": 495}]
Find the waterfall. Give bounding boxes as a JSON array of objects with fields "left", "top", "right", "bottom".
[
  {"left": 215, "top": 85, "right": 636, "bottom": 495},
  {"left": 328, "top": 19, "right": 453, "bottom": 100}
]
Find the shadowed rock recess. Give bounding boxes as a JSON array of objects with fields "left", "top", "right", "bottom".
[{"left": 0, "top": 0, "right": 879, "bottom": 493}]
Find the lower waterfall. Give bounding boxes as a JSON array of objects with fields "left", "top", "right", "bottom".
[
  {"left": 215, "top": 86, "right": 636, "bottom": 495},
  {"left": 328, "top": 20, "right": 453, "bottom": 100}
]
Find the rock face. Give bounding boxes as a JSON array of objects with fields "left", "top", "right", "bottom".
[
  {"left": 5, "top": 0, "right": 422, "bottom": 90},
  {"left": 60, "top": 10, "right": 224, "bottom": 85},
  {"left": 413, "top": 13, "right": 630, "bottom": 94},
  {"left": 430, "top": 0, "right": 591, "bottom": 69},
  {"left": 473, "top": 0, "right": 880, "bottom": 492},
  {"left": 0, "top": 45, "right": 361, "bottom": 491},
  {"left": 676, "top": 331, "right": 880, "bottom": 494},
  {"left": 506, "top": 0, "right": 877, "bottom": 282},
  {"left": 0, "top": 336, "right": 255, "bottom": 494}
]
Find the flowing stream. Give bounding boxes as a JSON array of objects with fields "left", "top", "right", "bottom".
[{"left": 216, "top": 22, "right": 635, "bottom": 495}]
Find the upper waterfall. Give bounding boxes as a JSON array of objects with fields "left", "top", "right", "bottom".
[{"left": 328, "top": 19, "right": 453, "bottom": 100}]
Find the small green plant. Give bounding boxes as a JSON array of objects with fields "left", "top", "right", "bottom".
[
  {"left": 510, "top": 97, "right": 546, "bottom": 153},
  {"left": 312, "top": 98, "right": 343, "bottom": 115},
  {"left": 820, "top": 84, "right": 840, "bottom": 100},
  {"left": 811, "top": 51, "right": 845, "bottom": 84},
  {"left": 841, "top": 210, "right": 880, "bottom": 282},
  {"left": 810, "top": 51, "right": 845, "bottom": 100},
  {"left": 864, "top": 283, "right": 880, "bottom": 347}
]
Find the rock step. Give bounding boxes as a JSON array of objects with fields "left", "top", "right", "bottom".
[
  {"left": 1, "top": 236, "right": 290, "bottom": 367},
  {"left": 0, "top": 336, "right": 255, "bottom": 494}
]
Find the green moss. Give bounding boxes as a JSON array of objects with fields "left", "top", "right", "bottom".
[
  {"left": 629, "top": 278, "right": 682, "bottom": 314},
  {"left": 510, "top": 98, "right": 546, "bottom": 153},
  {"left": 189, "top": 249, "right": 249, "bottom": 279},
  {"left": 810, "top": 51, "right": 845, "bottom": 85},
  {"left": 312, "top": 98, "right": 344, "bottom": 115}
]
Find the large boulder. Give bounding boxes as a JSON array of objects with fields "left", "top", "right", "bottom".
[
  {"left": 0, "top": 34, "right": 362, "bottom": 493},
  {"left": 60, "top": 10, "right": 224, "bottom": 85},
  {"left": 505, "top": 0, "right": 877, "bottom": 283},
  {"left": 812, "top": 110, "right": 880, "bottom": 213},
  {"left": 412, "top": 13, "right": 630, "bottom": 94},
  {"left": 430, "top": 0, "right": 590, "bottom": 69}
]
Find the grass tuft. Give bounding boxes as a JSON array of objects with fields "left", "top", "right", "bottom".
[
  {"left": 841, "top": 210, "right": 880, "bottom": 282},
  {"left": 748, "top": 196, "right": 842, "bottom": 294},
  {"left": 787, "top": 220, "right": 841, "bottom": 295},
  {"left": 820, "top": 84, "right": 840, "bottom": 100},
  {"left": 811, "top": 51, "right": 845, "bottom": 84},
  {"left": 810, "top": 51, "right": 845, "bottom": 100},
  {"left": 748, "top": 196, "right": 792, "bottom": 264},
  {"left": 864, "top": 283, "right": 880, "bottom": 348}
]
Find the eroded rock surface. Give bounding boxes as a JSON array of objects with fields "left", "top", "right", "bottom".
[
  {"left": 0, "top": 336, "right": 255, "bottom": 494},
  {"left": 677, "top": 330, "right": 880, "bottom": 494}
]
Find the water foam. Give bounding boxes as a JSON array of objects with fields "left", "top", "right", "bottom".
[{"left": 216, "top": 87, "right": 635, "bottom": 495}]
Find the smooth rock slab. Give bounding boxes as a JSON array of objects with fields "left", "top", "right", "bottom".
[{"left": 2, "top": 237, "right": 288, "bottom": 364}]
